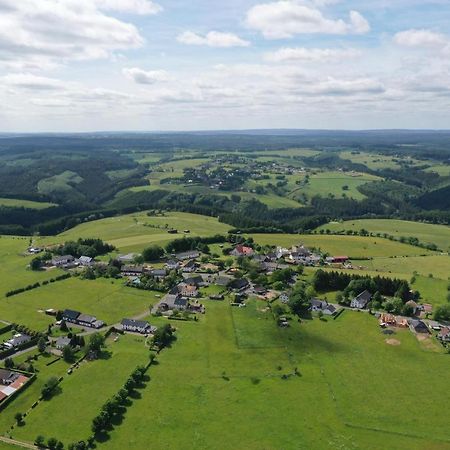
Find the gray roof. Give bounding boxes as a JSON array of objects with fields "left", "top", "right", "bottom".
[
  {"left": 121, "top": 318, "right": 151, "bottom": 329},
  {"left": 63, "top": 309, "right": 80, "bottom": 320},
  {"left": 77, "top": 314, "right": 96, "bottom": 323},
  {"left": 56, "top": 337, "right": 71, "bottom": 348},
  {"left": 354, "top": 290, "right": 372, "bottom": 304}
]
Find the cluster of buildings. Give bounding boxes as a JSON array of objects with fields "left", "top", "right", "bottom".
[
  {"left": 1, "top": 333, "right": 31, "bottom": 350},
  {"left": 51, "top": 255, "right": 94, "bottom": 269},
  {"left": 62, "top": 309, "right": 104, "bottom": 329}
]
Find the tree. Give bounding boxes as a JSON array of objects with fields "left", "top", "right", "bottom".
[
  {"left": 60, "top": 320, "right": 69, "bottom": 332},
  {"left": 62, "top": 345, "right": 75, "bottom": 363},
  {"left": 153, "top": 324, "right": 174, "bottom": 349},
  {"left": 14, "top": 412, "right": 23, "bottom": 424},
  {"left": 35, "top": 435, "right": 45, "bottom": 447},
  {"left": 30, "top": 257, "right": 42, "bottom": 271},
  {"left": 41, "top": 377, "right": 59, "bottom": 399},
  {"left": 37, "top": 337, "right": 47, "bottom": 353},
  {"left": 87, "top": 333, "right": 105, "bottom": 354},
  {"left": 47, "top": 437, "right": 58, "bottom": 450},
  {"left": 4, "top": 357, "right": 14, "bottom": 369},
  {"left": 142, "top": 245, "right": 164, "bottom": 262},
  {"left": 288, "top": 286, "right": 311, "bottom": 317},
  {"left": 434, "top": 304, "right": 450, "bottom": 322}
]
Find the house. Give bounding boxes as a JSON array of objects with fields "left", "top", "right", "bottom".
[
  {"left": 56, "top": 336, "right": 72, "bottom": 350},
  {"left": 117, "top": 253, "right": 136, "bottom": 262},
  {"left": 0, "top": 369, "right": 20, "bottom": 385},
  {"left": 4, "top": 333, "right": 31, "bottom": 349},
  {"left": 231, "top": 245, "right": 254, "bottom": 257},
  {"left": 279, "top": 293, "right": 290, "bottom": 303},
  {"left": 350, "top": 290, "right": 372, "bottom": 309},
  {"left": 253, "top": 285, "right": 267, "bottom": 296},
  {"left": 121, "top": 319, "right": 156, "bottom": 334},
  {"left": 379, "top": 313, "right": 396, "bottom": 326},
  {"left": 52, "top": 255, "right": 75, "bottom": 267},
  {"left": 438, "top": 327, "right": 450, "bottom": 342},
  {"left": 311, "top": 298, "right": 328, "bottom": 312},
  {"left": 252, "top": 254, "right": 268, "bottom": 263},
  {"left": 183, "top": 275, "right": 204, "bottom": 286},
  {"left": 157, "top": 293, "right": 188, "bottom": 311},
  {"left": 175, "top": 250, "right": 200, "bottom": 261},
  {"left": 428, "top": 320, "right": 441, "bottom": 331},
  {"left": 182, "top": 259, "right": 198, "bottom": 273},
  {"left": 121, "top": 265, "right": 144, "bottom": 277},
  {"left": 229, "top": 278, "right": 250, "bottom": 292},
  {"left": 324, "top": 304, "right": 337, "bottom": 316},
  {"left": 409, "top": 319, "right": 430, "bottom": 334},
  {"left": 165, "top": 260, "right": 180, "bottom": 270},
  {"left": 149, "top": 269, "right": 167, "bottom": 280},
  {"left": 215, "top": 275, "right": 233, "bottom": 287},
  {"left": 178, "top": 283, "right": 199, "bottom": 298},
  {"left": 62, "top": 309, "right": 104, "bottom": 329},
  {"left": 77, "top": 256, "right": 93, "bottom": 266},
  {"left": 62, "top": 309, "right": 81, "bottom": 324},
  {"left": 330, "top": 256, "right": 349, "bottom": 263},
  {"left": 261, "top": 262, "right": 289, "bottom": 273},
  {"left": 275, "top": 247, "right": 290, "bottom": 259}
]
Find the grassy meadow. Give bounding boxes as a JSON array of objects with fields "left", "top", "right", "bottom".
[
  {"left": 90, "top": 301, "right": 450, "bottom": 450},
  {"left": 0, "top": 278, "right": 158, "bottom": 331},
  {"left": 0, "top": 198, "right": 56, "bottom": 210},
  {"left": 317, "top": 219, "right": 450, "bottom": 252}
]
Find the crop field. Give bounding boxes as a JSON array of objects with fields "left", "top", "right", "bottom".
[
  {"left": 317, "top": 219, "right": 450, "bottom": 252},
  {"left": 0, "top": 236, "right": 64, "bottom": 297},
  {"left": 87, "top": 301, "right": 450, "bottom": 450},
  {"left": 38, "top": 212, "right": 230, "bottom": 253},
  {"left": 0, "top": 198, "right": 56, "bottom": 210},
  {"left": 0, "top": 278, "right": 157, "bottom": 331},
  {"left": 11, "top": 334, "right": 149, "bottom": 446},
  {"left": 251, "top": 234, "right": 434, "bottom": 258}
]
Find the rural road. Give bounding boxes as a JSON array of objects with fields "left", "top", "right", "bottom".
[{"left": 0, "top": 436, "right": 37, "bottom": 449}]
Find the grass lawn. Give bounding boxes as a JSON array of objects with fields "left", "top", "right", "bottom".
[
  {"left": 38, "top": 211, "right": 230, "bottom": 254},
  {"left": 0, "top": 198, "right": 56, "bottom": 210},
  {"left": 0, "top": 236, "right": 64, "bottom": 298},
  {"left": 0, "top": 278, "right": 158, "bottom": 331},
  {"left": 340, "top": 151, "right": 423, "bottom": 170},
  {"left": 12, "top": 334, "right": 149, "bottom": 446},
  {"left": 317, "top": 219, "right": 450, "bottom": 252},
  {"left": 94, "top": 302, "right": 450, "bottom": 450},
  {"left": 251, "top": 234, "right": 434, "bottom": 258}
]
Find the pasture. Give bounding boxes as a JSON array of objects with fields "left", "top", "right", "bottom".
[
  {"left": 317, "top": 219, "right": 450, "bottom": 252},
  {"left": 11, "top": 334, "right": 149, "bottom": 445},
  {"left": 0, "top": 236, "right": 64, "bottom": 298},
  {"left": 38, "top": 211, "right": 230, "bottom": 253},
  {"left": 0, "top": 278, "right": 157, "bottom": 331},
  {"left": 0, "top": 198, "right": 56, "bottom": 210},
  {"left": 251, "top": 234, "right": 434, "bottom": 258},
  {"left": 93, "top": 301, "right": 450, "bottom": 450}
]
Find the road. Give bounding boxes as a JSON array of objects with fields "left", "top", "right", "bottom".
[{"left": 0, "top": 436, "right": 37, "bottom": 449}]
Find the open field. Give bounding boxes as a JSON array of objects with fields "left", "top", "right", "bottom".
[
  {"left": 38, "top": 212, "right": 230, "bottom": 253},
  {"left": 340, "top": 151, "right": 423, "bottom": 170},
  {"left": 0, "top": 236, "right": 64, "bottom": 298},
  {"left": 290, "top": 171, "right": 380, "bottom": 201},
  {"left": 92, "top": 301, "right": 450, "bottom": 450},
  {"left": 251, "top": 234, "right": 434, "bottom": 258},
  {"left": 424, "top": 164, "right": 450, "bottom": 177},
  {"left": 11, "top": 334, "right": 149, "bottom": 446},
  {"left": 0, "top": 198, "right": 56, "bottom": 210},
  {"left": 0, "top": 278, "right": 157, "bottom": 330},
  {"left": 317, "top": 219, "right": 450, "bottom": 252}
]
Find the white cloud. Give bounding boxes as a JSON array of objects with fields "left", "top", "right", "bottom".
[
  {"left": 0, "top": 0, "right": 146, "bottom": 68},
  {"left": 265, "top": 47, "right": 361, "bottom": 62},
  {"left": 93, "top": 0, "right": 162, "bottom": 15},
  {"left": 123, "top": 67, "right": 170, "bottom": 84},
  {"left": 245, "top": 1, "right": 370, "bottom": 39},
  {"left": 1, "top": 73, "right": 66, "bottom": 90},
  {"left": 177, "top": 31, "right": 250, "bottom": 48},
  {"left": 393, "top": 29, "right": 448, "bottom": 48}
]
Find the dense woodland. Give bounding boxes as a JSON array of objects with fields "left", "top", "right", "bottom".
[{"left": 0, "top": 131, "right": 449, "bottom": 235}]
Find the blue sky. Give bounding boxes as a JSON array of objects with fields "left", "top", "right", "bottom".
[{"left": 0, "top": 0, "right": 450, "bottom": 131}]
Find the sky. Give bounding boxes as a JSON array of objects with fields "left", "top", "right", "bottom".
[{"left": 1, "top": 0, "right": 450, "bottom": 132}]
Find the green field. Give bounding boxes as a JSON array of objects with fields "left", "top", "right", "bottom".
[
  {"left": 0, "top": 236, "right": 64, "bottom": 298},
  {"left": 251, "top": 234, "right": 434, "bottom": 258},
  {"left": 0, "top": 278, "right": 157, "bottom": 330},
  {"left": 317, "top": 219, "right": 450, "bottom": 252},
  {"left": 38, "top": 211, "right": 230, "bottom": 253},
  {"left": 86, "top": 301, "right": 450, "bottom": 450},
  {"left": 0, "top": 198, "right": 56, "bottom": 210},
  {"left": 11, "top": 334, "right": 149, "bottom": 445},
  {"left": 290, "top": 170, "right": 380, "bottom": 201},
  {"left": 340, "top": 151, "right": 423, "bottom": 170},
  {"left": 37, "top": 170, "right": 83, "bottom": 197}
]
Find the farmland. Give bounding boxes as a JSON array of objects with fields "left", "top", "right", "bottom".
[
  {"left": 0, "top": 278, "right": 158, "bottom": 331},
  {"left": 317, "top": 219, "right": 450, "bottom": 252},
  {"left": 91, "top": 301, "right": 450, "bottom": 450}
]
